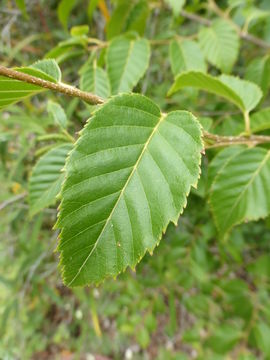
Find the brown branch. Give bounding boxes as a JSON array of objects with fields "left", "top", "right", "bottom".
[
  {"left": 203, "top": 131, "right": 270, "bottom": 148},
  {"left": 0, "top": 65, "right": 104, "bottom": 105},
  {"left": 1, "top": 65, "right": 270, "bottom": 150},
  {"left": 180, "top": 10, "right": 211, "bottom": 26},
  {"left": 180, "top": 8, "right": 270, "bottom": 49}
]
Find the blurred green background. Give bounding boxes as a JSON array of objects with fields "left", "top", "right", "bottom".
[{"left": 1, "top": 0, "right": 270, "bottom": 359}]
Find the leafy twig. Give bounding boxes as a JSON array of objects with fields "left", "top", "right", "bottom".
[
  {"left": 204, "top": 132, "right": 270, "bottom": 148},
  {"left": 0, "top": 65, "right": 104, "bottom": 105}
]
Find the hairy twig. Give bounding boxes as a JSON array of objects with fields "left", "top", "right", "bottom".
[
  {"left": 0, "top": 65, "right": 104, "bottom": 105},
  {"left": 1, "top": 65, "right": 270, "bottom": 150},
  {"left": 204, "top": 132, "right": 270, "bottom": 148}
]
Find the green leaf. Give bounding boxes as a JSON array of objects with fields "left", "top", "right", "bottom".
[
  {"left": 169, "top": 40, "right": 206, "bottom": 77},
  {"left": 219, "top": 74, "right": 262, "bottom": 113},
  {"left": 252, "top": 322, "right": 270, "bottom": 356},
  {"left": 198, "top": 19, "right": 239, "bottom": 73},
  {"left": 248, "top": 254, "right": 270, "bottom": 279},
  {"left": 70, "top": 25, "right": 89, "bottom": 37},
  {"left": 250, "top": 107, "right": 270, "bottom": 133},
  {"left": 29, "top": 59, "right": 62, "bottom": 82},
  {"left": 106, "top": 0, "right": 148, "bottom": 39},
  {"left": 56, "top": 93, "right": 203, "bottom": 286},
  {"left": 245, "top": 56, "right": 270, "bottom": 96},
  {"left": 165, "top": 0, "right": 186, "bottom": 15},
  {"left": 15, "top": 0, "right": 27, "bottom": 17},
  {"left": 29, "top": 144, "right": 72, "bottom": 216},
  {"left": 0, "top": 60, "right": 61, "bottom": 110},
  {"left": 207, "top": 146, "right": 244, "bottom": 190},
  {"left": 205, "top": 324, "right": 242, "bottom": 354},
  {"left": 199, "top": 117, "right": 213, "bottom": 131},
  {"left": 242, "top": 7, "right": 270, "bottom": 31},
  {"left": 87, "top": 0, "right": 99, "bottom": 20},
  {"left": 210, "top": 147, "right": 270, "bottom": 234},
  {"left": 107, "top": 1, "right": 134, "bottom": 40},
  {"left": 125, "top": 0, "right": 149, "bottom": 36},
  {"left": 80, "top": 62, "right": 110, "bottom": 99},
  {"left": 57, "top": 0, "right": 77, "bottom": 30},
  {"left": 168, "top": 71, "right": 262, "bottom": 112},
  {"left": 136, "top": 327, "right": 150, "bottom": 348},
  {"left": 107, "top": 35, "right": 150, "bottom": 95},
  {"left": 47, "top": 100, "right": 68, "bottom": 129}
]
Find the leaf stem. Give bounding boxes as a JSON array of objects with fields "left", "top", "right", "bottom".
[
  {"left": 0, "top": 65, "right": 104, "bottom": 105},
  {"left": 62, "top": 129, "right": 76, "bottom": 143},
  {"left": 244, "top": 111, "right": 251, "bottom": 135}
]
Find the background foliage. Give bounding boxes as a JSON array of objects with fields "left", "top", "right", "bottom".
[{"left": 1, "top": 0, "right": 270, "bottom": 359}]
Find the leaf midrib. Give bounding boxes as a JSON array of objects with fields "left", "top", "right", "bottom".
[
  {"left": 67, "top": 112, "right": 165, "bottom": 286},
  {"left": 221, "top": 150, "right": 270, "bottom": 231}
]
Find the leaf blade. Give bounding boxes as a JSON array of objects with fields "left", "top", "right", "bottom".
[
  {"left": 210, "top": 147, "right": 270, "bottom": 234},
  {"left": 168, "top": 71, "right": 262, "bottom": 112},
  {"left": 80, "top": 62, "right": 110, "bottom": 99},
  {"left": 107, "top": 36, "right": 150, "bottom": 95},
  {"left": 29, "top": 144, "right": 72, "bottom": 216},
  {"left": 169, "top": 40, "right": 206, "bottom": 76},
  {"left": 0, "top": 60, "right": 61, "bottom": 110},
  {"left": 198, "top": 19, "right": 239, "bottom": 73},
  {"left": 57, "top": 93, "right": 203, "bottom": 286}
]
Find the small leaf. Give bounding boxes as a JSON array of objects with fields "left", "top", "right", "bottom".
[
  {"left": 106, "top": 0, "right": 148, "bottom": 39},
  {"left": 56, "top": 93, "right": 203, "bottom": 286},
  {"left": 30, "top": 59, "right": 62, "bottom": 83},
  {"left": 57, "top": 0, "right": 77, "bottom": 30},
  {"left": 29, "top": 144, "right": 72, "bottom": 216},
  {"left": 106, "top": 1, "right": 134, "bottom": 39},
  {"left": 168, "top": 71, "right": 262, "bottom": 113},
  {"left": 219, "top": 74, "right": 262, "bottom": 113},
  {"left": 125, "top": 0, "right": 149, "bottom": 36},
  {"left": 205, "top": 324, "right": 242, "bottom": 354},
  {"left": 80, "top": 62, "right": 110, "bottom": 99},
  {"left": 0, "top": 60, "right": 61, "bottom": 110},
  {"left": 245, "top": 56, "right": 270, "bottom": 96},
  {"left": 47, "top": 100, "right": 68, "bottom": 129},
  {"left": 210, "top": 147, "right": 270, "bottom": 234},
  {"left": 107, "top": 35, "right": 150, "bottom": 94},
  {"left": 207, "top": 146, "right": 244, "bottom": 190},
  {"left": 199, "top": 117, "right": 212, "bottom": 131},
  {"left": 250, "top": 107, "right": 270, "bottom": 133},
  {"left": 15, "top": 0, "right": 27, "bottom": 17},
  {"left": 70, "top": 25, "right": 89, "bottom": 37},
  {"left": 87, "top": 0, "right": 99, "bottom": 20},
  {"left": 252, "top": 322, "right": 270, "bottom": 356},
  {"left": 136, "top": 327, "right": 150, "bottom": 348},
  {"left": 198, "top": 19, "right": 239, "bottom": 73},
  {"left": 169, "top": 40, "right": 206, "bottom": 76},
  {"left": 165, "top": 0, "right": 186, "bottom": 15}
]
